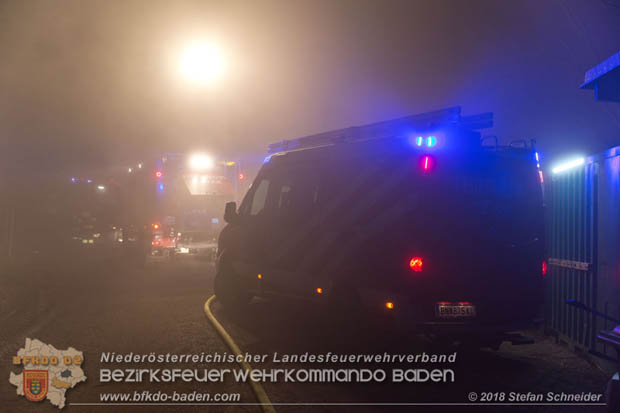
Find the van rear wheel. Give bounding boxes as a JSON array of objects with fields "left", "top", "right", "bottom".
[{"left": 214, "top": 264, "right": 251, "bottom": 310}]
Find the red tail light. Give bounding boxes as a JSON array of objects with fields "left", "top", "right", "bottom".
[
  {"left": 542, "top": 260, "right": 547, "bottom": 277},
  {"left": 409, "top": 257, "right": 423, "bottom": 272}
]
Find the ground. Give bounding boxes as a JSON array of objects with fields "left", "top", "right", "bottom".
[{"left": 0, "top": 253, "right": 612, "bottom": 412}]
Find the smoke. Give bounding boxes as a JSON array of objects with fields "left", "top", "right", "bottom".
[{"left": 1, "top": 0, "right": 619, "bottom": 181}]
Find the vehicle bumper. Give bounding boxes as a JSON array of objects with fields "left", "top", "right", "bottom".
[
  {"left": 175, "top": 247, "right": 216, "bottom": 258},
  {"left": 358, "top": 288, "right": 542, "bottom": 335}
]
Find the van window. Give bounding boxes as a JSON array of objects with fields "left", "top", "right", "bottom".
[
  {"left": 273, "top": 167, "right": 320, "bottom": 218},
  {"left": 249, "top": 179, "right": 270, "bottom": 215},
  {"left": 277, "top": 185, "right": 292, "bottom": 210}
]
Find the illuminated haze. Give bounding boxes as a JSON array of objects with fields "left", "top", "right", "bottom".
[{"left": 1, "top": 0, "right": 619, "bottom": 181}]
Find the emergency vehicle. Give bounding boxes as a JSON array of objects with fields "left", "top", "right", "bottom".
[
  {"left": 215, "top": 107, "right": 545, "bottom": 343},
  {"left": 148, "top": 153, "right": 243, "bottom": 258}
]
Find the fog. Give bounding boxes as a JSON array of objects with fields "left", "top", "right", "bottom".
[{"left": 1, "top": 0, "right": 619, "bottom": 181}]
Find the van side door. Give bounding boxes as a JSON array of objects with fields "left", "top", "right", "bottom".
[{"left": 264, "top": 163, "right": 325, "bottom": 297}]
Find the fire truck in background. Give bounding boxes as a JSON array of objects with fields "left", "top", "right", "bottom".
[{"left": 148, "top": 153, "right": 246, "bottom": 260}]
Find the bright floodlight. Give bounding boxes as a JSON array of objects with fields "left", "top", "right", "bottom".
[
  {"left": 552, "top": 157, "right": 585, "bottom": 174},
  {"left": 179, "top": 43, "right": 225, "bottom": 84},
  {"left": 188, "top": 154, "right": 214, "bottom": 170}
]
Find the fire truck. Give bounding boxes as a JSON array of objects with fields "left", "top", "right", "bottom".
[{"left": 148, "top": 153, "right": 244, "bottom": 259}]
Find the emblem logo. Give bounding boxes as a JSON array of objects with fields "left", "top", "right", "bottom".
[{"left": 24, "top": 370, "right": 48, "bottom": 402}]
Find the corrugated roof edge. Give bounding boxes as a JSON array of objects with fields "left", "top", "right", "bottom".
[
  {"left": 580, "top": 50, "right": 620, "bottom": 89},
  {"left": 585, "top": 144, "right": 620, "bottom": 164}
]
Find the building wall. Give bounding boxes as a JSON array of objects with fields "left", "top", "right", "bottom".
[
  {"left": 597, "top": 150, "right": 620, "bottom": 352},
  {"left": 547, "top": 145, "right": 620, "bottom": 363}
]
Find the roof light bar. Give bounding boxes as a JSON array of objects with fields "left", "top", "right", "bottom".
[
  {"left": 411, "top": 134, "right": 439, "bottom": 148},
  {"left": 267, "top": 107, "right": 492, "bottom": 155},
  {"left": 552, "top": 158, "right": 585, "bottom": 174}
]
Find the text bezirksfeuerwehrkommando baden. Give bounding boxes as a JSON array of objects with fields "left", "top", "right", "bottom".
[{"left": 100, "top": 367, "right": 455, "bottom": 383}]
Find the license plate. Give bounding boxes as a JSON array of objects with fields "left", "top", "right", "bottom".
[{"left": 436, "top": 302, "right": 476, "bottom": 318}]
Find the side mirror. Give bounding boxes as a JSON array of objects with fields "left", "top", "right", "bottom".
[{"left": 224, "top": 202, "right": 238, "bottom": 223}]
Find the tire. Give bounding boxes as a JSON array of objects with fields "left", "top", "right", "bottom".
[{"left": 214, "top": 263, "right": 252, "bottom": 310}]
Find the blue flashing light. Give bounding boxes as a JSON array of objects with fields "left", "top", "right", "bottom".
[
  {"left": 211, "top": 218, "right": 219, "bottom": 224},
  {"left": 71, "top": 177, "right": 77, "bottom": 183},
  {"left": 87, "top": 179, "right": 93, "bottom": 183},
  {"left": 263, "top": 155, "right": 272, "bottom": 164},
  {"left": 416, "top": 136, "right": 424, "bottom": 146},
  {"left": 157, "top": 183, "right": 164, "bottom": 192},
  {"left": 426, "top": 136, "right": 437, "bottom": 147}
]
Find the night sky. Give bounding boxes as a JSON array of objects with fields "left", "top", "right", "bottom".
[{"left": 1, "top": 0, "right": 619, "bottom": 181}]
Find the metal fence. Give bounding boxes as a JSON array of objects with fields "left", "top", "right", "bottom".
[
  {"left": 546, "top": 162, "right": 598, "bottom": 349},
  {"left": 546, "top": 147, "right": 620, "bottom": 363}
]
